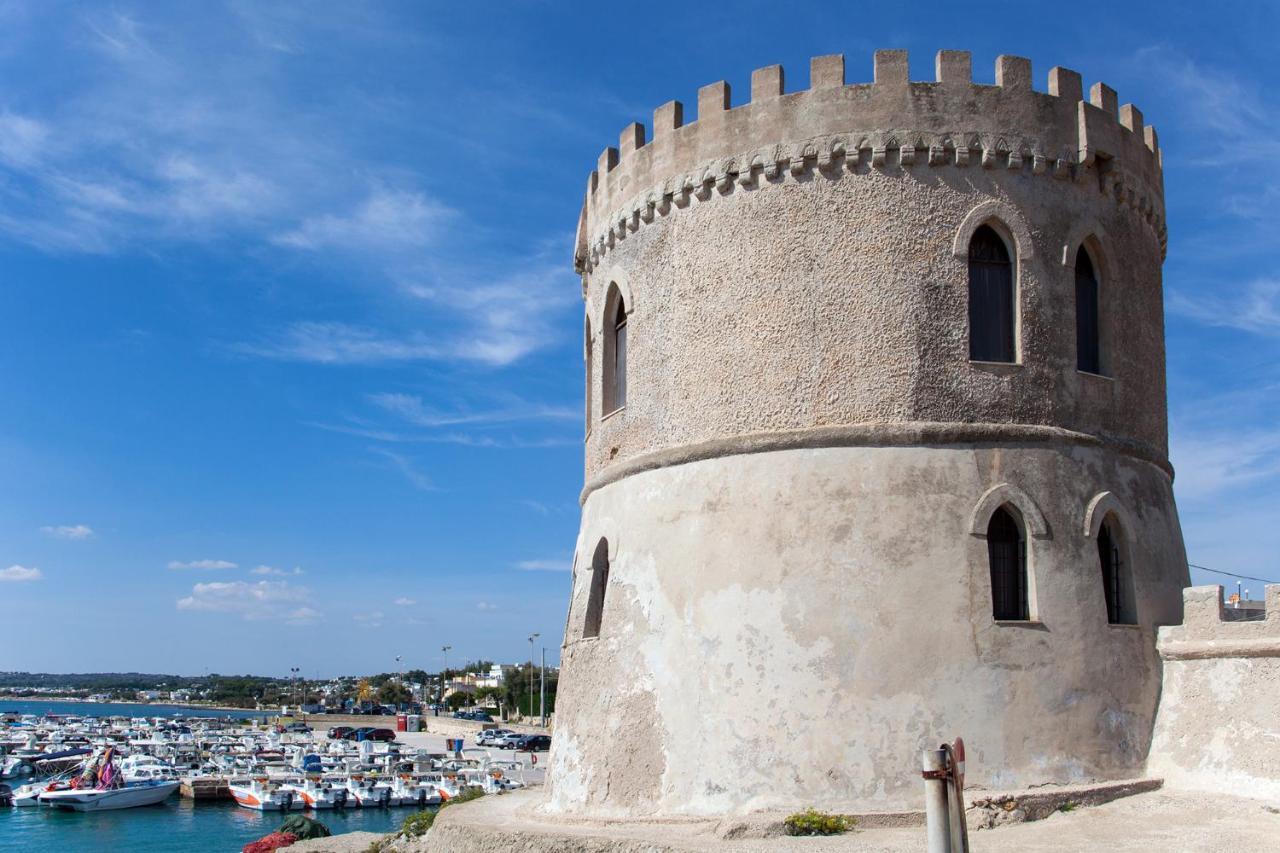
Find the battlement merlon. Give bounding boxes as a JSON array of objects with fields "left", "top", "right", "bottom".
[
  {"left": 1158, "top": 584, "right": 1280, "bottom": 661},
  {"left": 573, "top": 49, "right": 1165, "bottom": 272}
]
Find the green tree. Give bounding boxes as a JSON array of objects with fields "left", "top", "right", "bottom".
[{"left": 377, "top": 681, "right": 412, "bottom": 706}]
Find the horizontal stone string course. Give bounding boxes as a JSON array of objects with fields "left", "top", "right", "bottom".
[{"left": 580, "top": 135, "right": 1167, "bottom": 273}]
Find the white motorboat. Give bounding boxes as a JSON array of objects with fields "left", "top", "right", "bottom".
[
  {"left": 228, "top": 777, "right": 302, "bottom": 811},
  {"left": 38, "top": 779, "right": 179, "bottom": 811},
  {"left": 389, "top": 774, "right": 443, "bottom": 808},
  {"left": 280, "top": 776, "right": 350, "bottom": 810},
  {"left": 343, "top": 775, "right": 394, "bottom": 807}
]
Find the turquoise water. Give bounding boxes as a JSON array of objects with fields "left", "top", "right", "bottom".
[
  {"left": 0, "top": 797, "right": 409, "bottom": 853},
  {"left": 0, "top": 699, "right": 271, "bottom": 720},
  {"left": 2, "top": 700, "right": 406, "bottom": 851}
]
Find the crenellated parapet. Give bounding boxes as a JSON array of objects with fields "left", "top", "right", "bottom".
[
  {"left": 1158, "top": 585, "right": 1280, "bottom": 660},
  {"left": 574, "top": 49, "right": 1165, "bottom": 274}
]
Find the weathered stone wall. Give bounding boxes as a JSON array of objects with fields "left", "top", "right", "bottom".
[
  {"left": 553, "top": 49, "right": 1186, "bottom": 819},
  {"left": 1148, "top": 585, "right": 1280, "bottom": 800},
  {"left": 549, "top": 446, "right": 1185, "bottom": 816}
]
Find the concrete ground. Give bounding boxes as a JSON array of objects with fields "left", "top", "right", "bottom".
[{"left": 417, "top": 787, "right": 1280, "bottom": 852}]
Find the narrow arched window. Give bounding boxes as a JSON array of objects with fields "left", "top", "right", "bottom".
[
  {"left": 968, "top": 225, "right": 1016, "bottom": 363},
  {"left": 1098, "top": 517, "right": 1135, "bottom": 624},
  {"left": 603, "top": 287, "right": 627, "bottom": 413},
  {"left": 1075, "top": 247, "right": 1102, "bottom": 374},
  {"left": 584, "top": 317, "right": 593, "bottom": 432},
  {"left": 583, "top": 538, "right": 609, "bottom": 639},
  {"left": 987, "top": 506, "right": 1028, "bottom": 621}
]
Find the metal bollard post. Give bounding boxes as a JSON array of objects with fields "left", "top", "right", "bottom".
[{"left": 922, "top": 748, "right": 952, "bottom": 853}]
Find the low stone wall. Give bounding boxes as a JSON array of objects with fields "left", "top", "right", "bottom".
[{"left": 1148, "top": 584, "right": 1280, "bottom": 800}]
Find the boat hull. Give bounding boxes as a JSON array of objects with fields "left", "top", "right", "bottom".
[{"left": 39, "top": 781, "right": 179, "bottom": 811}]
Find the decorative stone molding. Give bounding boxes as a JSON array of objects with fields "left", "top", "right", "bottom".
[
  {"left": 952, "top": 200, "right": 1034, "bottom": 262},
  {"left": 589, "top": 266, "right": 635, "bottom": 326},
  {"left": 1083, "top": 491, "right": 1132, "bottom": 539},
  {"left": 969, "top": 482, "right": 1051, "bottom": 539},
  {"left": 1061, "top": 220, "right": 1110, "bottom": 270},
  {"left": 575, "top": 49, "right": 1166, "bottom": 276}
]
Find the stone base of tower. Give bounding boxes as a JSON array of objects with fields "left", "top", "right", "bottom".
[
  {"left": 549, "top": 437, "right": 1187, "bottom": 819},
  {"left": 415, "top": 779, "right": 1278, "bottom": 853}
]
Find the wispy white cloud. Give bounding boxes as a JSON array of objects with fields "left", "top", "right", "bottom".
[
  {"left": 369, "top": 447, "right": 434, "bottom": 491},
  {"left": 273, "top": 188, "right": 452, "bottom": 252},
  {"left": 393, "top": 597, "right": 416, "bottom": 606},
  {"left": 368, "top": 392, "right": 576, "bottom": 428},
  {"left": 515, "top": 558, "right": 571, "bottom": 572},
  {"left": 0, "top": 564, "right": 42, "bottom": 582},
  {"left": 40, "top": 524, "right": 94, "bottom": 540},
  {"left": 176, "top": 579, "right": 317, "bottom": 622},
  {"left": 251, "top": 565, "right": 305, "bottom": 576},
  {"left": 168, "top": 559, "right": 238, "bottom": 570},
  {"left": 353, "top": 610, "right": 384, "bottom": 628},
  {"left": 476, "top": 600, "right": 498, "bottom": 611},
  {"left": 236, "top": 322, "right": 443, "bottom": 365},
  {"left": 1171, "top": 424, "right": 1280, "bottom": 501},
  {"left": 1170, "top": 279, "right": 1280, "bottom": 335}
]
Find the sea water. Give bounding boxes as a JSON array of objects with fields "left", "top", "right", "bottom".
[
  {"left": 1, "top": 701, "right": 409, "bottom": 851},
  {"left": 0, "top": 796, "right": 408, "bottom": 852}
]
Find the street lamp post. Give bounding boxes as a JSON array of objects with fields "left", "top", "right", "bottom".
[
  {"left": 441, "top": 645, "right": 452, "bottom": 709},
  {"left": 528, "top": 633, "right": 540, "bottom": 723},
  {"left": 289, "top": 667, "right": 300, "bottom": 713}
]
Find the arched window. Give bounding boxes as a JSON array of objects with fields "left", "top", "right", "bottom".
[
  {"left": 603, "top": 288, "right": 627, "bottom": 413},
  {"left": 1075, "top": 247, "right": 1102, "bottom": 374},
  {"left": 987, "top": 506, "right": 1029, "bottom": 620},
  {"left": 968, "top": 225, "right": 1016, "bottom": 363},
  {"left": 583, "top": 538, "right": 610, "bottom": 639},
  {"left": 584, "top": 317, "right": 593, "bottom": 431},
  {"left": 1098, "top": 517, "right": 1135, "bottom": 624}
]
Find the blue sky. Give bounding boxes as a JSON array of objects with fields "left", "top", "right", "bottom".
[{"left": 0, "top": 1, "right": 1275, "bottom": 677}]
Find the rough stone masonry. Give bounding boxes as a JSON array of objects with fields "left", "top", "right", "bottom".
[{"left": 551, "top": 48, "right": 1187, "bottom": 818}]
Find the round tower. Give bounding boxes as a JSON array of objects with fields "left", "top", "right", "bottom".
[{"left": 550, "top": 49, "right": 1188, "bottom": 818}]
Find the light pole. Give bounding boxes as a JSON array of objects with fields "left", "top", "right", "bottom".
[
  {"left": 289, "top": 667, "right": 300, "bottom": 713},
  {"left": 528, "top": 633, "right": 540, "bottom": 723},
  {"left": 441, "top": 645, "right": 452, "bottom": 709}
]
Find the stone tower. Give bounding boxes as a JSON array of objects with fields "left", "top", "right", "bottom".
[{"left": 550, "top": 49, "right": 1187, "bottom": 818}]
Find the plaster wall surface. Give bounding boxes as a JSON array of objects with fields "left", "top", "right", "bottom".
[
  {"left": 549, "top": 445, "right": 1186, "bottom": 816},
  {"left": 1147, "top": 585, "right": 1280, "bottom": 800},
  {"left": 555, "top": 48, "right": 1186, "bottom": 820}
]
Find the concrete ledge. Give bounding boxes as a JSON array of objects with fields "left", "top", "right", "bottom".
[{"left": 418, "top": 780, "right": 1164, "bottom": 852}]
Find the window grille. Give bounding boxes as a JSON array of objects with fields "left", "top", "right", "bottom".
[
  {"left": 1075, "top": 248, "right": 1102, "bottom": 374},
  {"left": 968, "top": 225, "right": 1016, "bottom": 363},
  {"left": 987, "top": 507, "right": 1029, "bottom": 620}
]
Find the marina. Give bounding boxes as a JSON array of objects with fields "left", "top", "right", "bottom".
[{"left": 1, "top": 702, "right": 543, "bottom": 850}]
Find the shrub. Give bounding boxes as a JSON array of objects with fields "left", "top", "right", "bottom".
[
  {"left": 399, "top": 787, "right": 488, "bottom": 838},
  {"left": 783, "top": 808, "right": 854, "bottom": 836}
]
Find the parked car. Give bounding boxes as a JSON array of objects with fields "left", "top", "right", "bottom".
[
  {"left": 327, "top": 726, "right": 354, "bottom": 740},
  {"left": 363, "top": 727, "right": 397, "bottom": 742},
  {"left": 496, "top": 732, "right": 526, "bottom": 750},
  {"left": 517, "top": 735, "right": 551, "bottom": 752},
  {"left": 476, "top": 728, "right": 513, "bottom": 746},
  {"left": 343, "top": 727, "right": 373, "bottom": 740}
]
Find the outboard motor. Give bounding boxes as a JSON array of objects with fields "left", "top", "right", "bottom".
[
  {"left": 332, "top": 787, "right": 348, "bottom": 809},
  {"left": 281, "top": 790, "right": 294, "bottom": 812}
]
